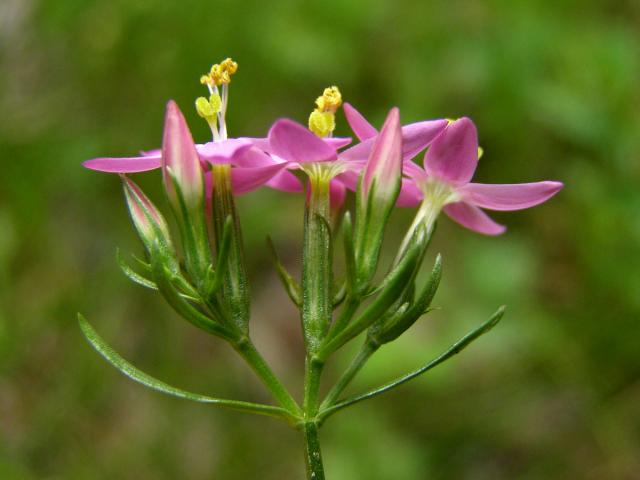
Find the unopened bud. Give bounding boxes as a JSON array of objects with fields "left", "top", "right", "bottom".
[{"left": 122, "top": 176, "right": 176, "bottom": 260}]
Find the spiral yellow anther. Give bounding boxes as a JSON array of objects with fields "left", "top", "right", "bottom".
[
  {"left": 308, "top": 86, "right": 342, "bottom": 137},
  {"left": 315, "top": 86, "right": 342, "bottom": 113},
  {"left": 200, "top": 58, "right": 238, "bottom": 87}
]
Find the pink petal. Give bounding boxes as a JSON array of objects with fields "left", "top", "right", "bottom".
[
  {"left": 396, "top": 178, "right": 423, "bottom": 207},
  {"left": 325, "top": 137, "right": 352, "bottom": 150},
  {"left": 335, "top": 169, "right": 361, "bottom": 192},
  {"left": 232, "top": 146, "right": 280, "bottom": 168},
  {"left": 162, "top": 101, "right": 203, "bottom": 201},
  {"left": 424, "top": 117, "right": 478, "bottom": 186},
  {"left": 460, "top": 181, "right": 564, "bottom": 211},
  {"left": 83, "top": 155, "right": 161, "bottom": 173},
  {"left": 402, "top": 160, "right": 428, "bottom": 183},
  {"left": 444, "top": 202, "right": 506, "bottom": 236},
  {"left": 231, "top": 164, "right": 287, "bottom": 195},
  {"left": 330, "top": 180, "right": 347, "bottom": 210},
  {"left": 268, "top": 119, "right": 337, "bottom": 163},
  {"left": 340, "top": 119, "right": 447, "bottom": 164},
  {"left": 343, "top": 102, "right": 378, "bottom": 141},
  {"left": 197, "top": 139, "right": 253, "bottom": 165},
  {"left": 362, "top": 107, "right": 402, "bottom": 198},
  {"left": 265, "top": 170, "right": 303, "bottom": 192},
  {"left": 401, "top": 119, "right": 449, "bottom": 161}
]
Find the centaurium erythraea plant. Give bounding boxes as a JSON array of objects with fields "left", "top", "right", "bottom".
[{"left": 79, "top": 58, "right": 563, "bottom": 479}]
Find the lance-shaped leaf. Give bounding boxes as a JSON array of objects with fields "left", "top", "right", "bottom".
[
  {"left": 267, "top": 236, "right": 301, "bottom": 307},
  {"left": 354, "top": 108, "right": 403, "bottom": 286},
  {"left": 317, "top": 226, "right": 427, "bottom": 359},
  {"left": 318, "top": 306, "right": 506, "bottom": 423},
  {"left": 78, "top": 314, "right": 294, "bottom": 421}
]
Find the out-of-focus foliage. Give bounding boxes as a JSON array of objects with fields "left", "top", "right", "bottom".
[{"left": 1, "top": 0, "right": 639, "bottom": 478}]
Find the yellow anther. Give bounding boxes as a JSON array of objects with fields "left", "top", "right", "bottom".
[
  {"left": 201, "top": 57, "right": 239, "bottom": 87},
  {"left": 315, "top": 86, "right": 342, "bottom": 113},
  {"left": 309, "top": 110, "right": 335, "bottom": 138},
  {"left": 477, "top": 146, "right": 484, "bottom": 159},
  {"left": 220, "top": 58, "right": 238, "bottom": 75}
]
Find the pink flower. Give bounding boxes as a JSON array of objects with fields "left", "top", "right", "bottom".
[
  {"left": 255, "top": 118, "right": 353, "bottom": 207},
  {"left": 400, "top": 117, "right": 563, "bottom": 235},
  {"left": 83, "top": 102, "right": 287, "bottom": 195},
  {"left": 335, "top": 103, "right": 448, "bottom": 193}
]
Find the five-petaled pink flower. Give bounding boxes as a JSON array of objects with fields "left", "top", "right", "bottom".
[
  {"left": 83, "top": 101, "right": 287, "bottom": 195},
  {"left": 398, "top": 117, "right": 563, "bottom": 235}
]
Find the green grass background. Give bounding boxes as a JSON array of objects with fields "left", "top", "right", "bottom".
[{"left": 1, "top": 0, "right": 639, "bottom": 478}]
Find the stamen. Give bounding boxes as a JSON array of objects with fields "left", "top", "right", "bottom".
[
  {"left": 308, "top": 86, "right": 342, "bottom": 138},
  {"left": 198, "top": 58, "right": 238, "bottom": 142}
]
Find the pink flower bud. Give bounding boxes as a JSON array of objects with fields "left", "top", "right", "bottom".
[
  {"left": 162, "top": 101, "right": 205, "bottom": 210},
  {"left": 361, "top": 108, "right": 402, "bottom": 204},
  {"left": 122, "top": 176, "right": 173, "bottom": 251}
]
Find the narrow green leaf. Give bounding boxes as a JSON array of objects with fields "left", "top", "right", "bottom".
[
  {"left": 267, "top": 236, "right": 302, "bottom": 307},
  {"left": 116, "top": 248, "right": 158, "bottom": 290},
  {"left": 78, "top": 314, "right": 294, "bottom": 421},
  {"left": 342, "top": 212, "right": 356, "bottom": 294},
  {"left": 318, "top": 306, "right": 506, "bottom": 423}
]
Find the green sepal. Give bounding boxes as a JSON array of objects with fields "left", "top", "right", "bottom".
[
  {"left": 211, "top": 165, "right": 250, "bottom": 333},
  {"left": 149, "top": 242, "right": 237, "bottom": 340},
  {"left": 78, "top": 314, "right": 294, "bottom": 421},
  {"left": 202, "top": 215, "right": 233, "bottom": 298},
  {"left": 332, "top": 281, "right": 347, "bottom": 308},
  {"left": 116, "top": 249, "right": 202, "bottom": 303},
  {"left": 116, "top": 248, "right": 157, "bottom": 290},
  {"left": 317, "top": 226, "right": 427, "bottom": 359},
  {"left": 354, "top": 175, "right": 401, "bottom": 289},
  {"left": 341, "top": 211, "right": 357, "bottom": 294},
  {"left": 267, "top": 236, "right": 302, "bottom": 307},
  {"left": 375, "top": 254, "right": 442, "bottom": 344},
  {"left": 166, "top": 172, "right": 213, "bottom": 288}
]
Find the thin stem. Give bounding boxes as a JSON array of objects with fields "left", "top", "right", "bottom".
[
  {"left": 318, "top": 306, "right": 505, "bottom": 423},
  {"left": 303, "top": 357, "right": 324, "bottom": 415},
  {"left": 302, "top": 421, "right": 325, "bottom": 480},
  {"left": 299, "top": 170, "right": 333, "bottom": 478},
  {"left": 302, "top": 357, "right": 325, "bottom": 480},
  {"left": 320, "top": 339, "right": 379, "bottom": 410},
  {"left": 234, "top": 338, "right": 302, "bottom": 418}
]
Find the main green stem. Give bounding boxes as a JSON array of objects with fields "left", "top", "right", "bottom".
[{"left": 301, "top": 172, "right": 332, "bottom": 479}]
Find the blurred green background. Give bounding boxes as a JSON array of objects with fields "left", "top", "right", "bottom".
[{"left": 1, "top": 0, "right": 639, "bottom": 478}]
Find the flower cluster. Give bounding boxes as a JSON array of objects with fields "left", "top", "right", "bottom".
[{"left": 80, "top": 58, "right": 563, "bottom": 480}]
